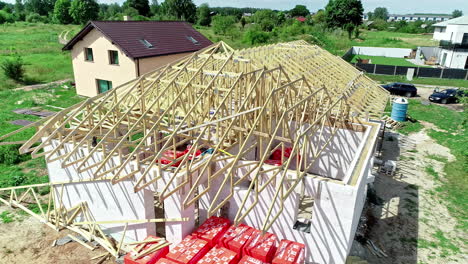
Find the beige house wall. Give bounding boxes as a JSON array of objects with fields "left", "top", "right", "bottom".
[
  {"left": 70, "top": 28, "right": 137, "bottom": 97},
  {"left": 138, "top": 52, "right": 192, "bottom": 75}
]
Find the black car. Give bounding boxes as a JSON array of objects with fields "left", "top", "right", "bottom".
[
  {"left": 429, "top": 89, "right": 467, "bottom": 104},
  {"left": 381, "top": 82, "right": 417, "bottom": 97}
]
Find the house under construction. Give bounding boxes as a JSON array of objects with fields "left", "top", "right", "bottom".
[{"left": 0, "top": 40, "right": 388, "bottom": 264}]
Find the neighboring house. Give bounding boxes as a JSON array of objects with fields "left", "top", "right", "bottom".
[
  {"left": 296, "top": 16, "right": 307, "bottom": 22},
  {"left": 432, "top": 16, "right": 468, "bottom": 69},
  {"left": 63, "top": 21, "right": 213, "bottom": 97},
  {"left": 363, "top": 13, "right": 452, "bottom": 22}
]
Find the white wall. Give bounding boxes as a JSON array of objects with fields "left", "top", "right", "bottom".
[
  {"left": 351, "top": 47, "right": 412, "bottom": 58},
  {"left": 278, "top": 123, "right": 365, "bottom": 180},
  {"left": 45, "top": 141, "right": 156, "bottom": 242},
  {"left": 195, "top": 122, "right": 378, "bottom": 264},
  {"left": 440, "top": 49, "right": 468, "bottom": 69},
  {"left": 433, "top": 24, "right": 468, "bottom": 43}
]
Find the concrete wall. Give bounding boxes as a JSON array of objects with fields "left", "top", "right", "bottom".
[
  {"left": 416, "top": 46, "right": 443, "bottom": 64},
  {"left": 70, "top": 28, "right": 138, "bottom": 97},
  {"left": 195, "top": 122, "right": 379, "bottom": 264},
  {"left": 351, "top": 46, "right": 412, "bottom": 58},
  {"left": 440, "top": 49, "right": 468, "bottom": 69},
  {"left": 45, "top": 141, "right": 156, "bottom": 242},
  {"left": 138, "top": 52, "right": 192, "bottom": 75}
]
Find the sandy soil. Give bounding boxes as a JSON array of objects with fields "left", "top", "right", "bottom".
[
  {"left": 0, "top": 206, "right": 114, "bottom": 264},
  {"left": 354, "top": 124, "right": 467, "bottom": 264}
]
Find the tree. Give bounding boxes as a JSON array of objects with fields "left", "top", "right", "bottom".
[
  {"left": 197, "top": 3, "right": 210, "bottom": 26},
  {"left": 372, "top": 7, "right": 388, "bottom": 20},
  {"left": 313, "top": 9, "right": 326, "bottom": 24},
  {"left": 161, "top": 0, "right": 196, "bottom": 23},
  {"left": 252, "top": 9, "right": 277, "bottom": 31},
  {"left": 24, "top": 0, "right": 55, "bottom": 16},
  {"left": 452, "top": 9, "right": 463, "bottom": 18},
  {"left": 54, "top": 0, "right": 73, "bottom": 24},
  {"left": 14, "top": 0, "right": 25, "bottom": 21},
  {"left": 277, "top": 11, "right": 286, "bottom": 25},
  {"left": 289, "top": 4, "right": 309, "bottom": 17},
  {"left": 325, "top": 0, "right": 364, "bottom": 29},
  {"left": 123, "top": 0, "right": 149, "bottom": 17},
  {"left": 240, "top": 16, "right": 246, "bottom": 28},
  {"left": 70, "top": 0, "right": 99, "bottom": 24},
  {"left": 1, "top": 54, "right": 25, "bottom": 82},
  {"left": 211, "top": 15, "right": 235, "bottom": 35},
  {"left": 150, "top": 0, "right": 159, "bottom": 16}
]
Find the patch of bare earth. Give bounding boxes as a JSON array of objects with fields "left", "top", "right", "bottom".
[
  {"left": 0, "top": 206, "right": 113, "bottom": 264},
  {"left": 361, "top": 124, "right": 467, "bottom": 264}
]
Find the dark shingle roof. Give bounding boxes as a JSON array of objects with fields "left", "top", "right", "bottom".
[{"left": 63, "top": 21, "right": 213, "bottom": 59}]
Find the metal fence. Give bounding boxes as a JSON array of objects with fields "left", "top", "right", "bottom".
[{"left": 354, "top": 63, "right": 468, "bottom": 80}]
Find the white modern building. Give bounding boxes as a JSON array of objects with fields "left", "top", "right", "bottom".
[
  {"left": 363, "top": 14, "right": 452, "bottom": 22},
  {"left": 433, "top": 16, "right": 468, "bottom": 69}
]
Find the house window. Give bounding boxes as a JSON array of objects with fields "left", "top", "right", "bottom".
[
  {"left": 109, "top": 50, "right": 119, "bottom": 65},
  {"left": 97, "top": 79, "right": 112, "bottom": 94},
  {"left": 140, "top": 39, "right": 154, "bottom": 49},
  {"left": 84, "top": 48, "right": 94, "bottom": 62},
  {"left": 187, "top": 36, "right": 200, "bottom": 45},
  {"left": 462, "top": 33, "right": 468, "bottom": 45}
]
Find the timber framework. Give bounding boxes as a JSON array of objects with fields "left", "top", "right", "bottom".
[{"left": 0, "top": 40, "right": 388, "bottom": 264}]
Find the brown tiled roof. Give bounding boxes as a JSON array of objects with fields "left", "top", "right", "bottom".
[{"left": 63, "top": 21, "right": 213, "bottom": 59}]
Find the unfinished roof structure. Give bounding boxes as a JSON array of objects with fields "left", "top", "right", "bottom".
[{"left": 0, "top": 40, "right": 388, "bottom": 263}]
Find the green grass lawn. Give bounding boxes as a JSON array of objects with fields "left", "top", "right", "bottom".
[
  {"left": 348, "top": 54, "right": 424, "bottom": 67},
  {"left": 0, "top": 82, "right": 84, "bottom": 188},
  {"left": 368, "top": 74, "right": 468, "bottom": 88},
  {"left": 350, "top": 31, "right": 438, "bottom": 50},
  {"left": 386, "top": 99, "right": 468, "bottom": 231},
  {"left": 0, "top": 22, "right": 80, "bottom": 90}
]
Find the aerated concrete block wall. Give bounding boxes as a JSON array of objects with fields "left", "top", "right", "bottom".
[{"left": 45, "top": 141, "right": 156, "bottom": 242}]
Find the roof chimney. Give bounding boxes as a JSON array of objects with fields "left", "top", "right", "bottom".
[{"left": 123, "top": 16, "right": 131, "bottom": 21}]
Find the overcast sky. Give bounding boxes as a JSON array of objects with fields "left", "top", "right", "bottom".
[{"left": 4, "top": 0, "right": 467, "bottom": 14}]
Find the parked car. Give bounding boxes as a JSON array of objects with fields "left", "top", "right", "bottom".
[
  {"left": 428, "top": 89, "right": 467, "bottom": 104},
  {"left": 381, "top": 82, "right": 417, "bottom": 97}
]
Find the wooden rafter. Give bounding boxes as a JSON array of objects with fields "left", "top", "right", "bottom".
[{"left": 0, "top": 41, "right": 388, "bottom": 234}]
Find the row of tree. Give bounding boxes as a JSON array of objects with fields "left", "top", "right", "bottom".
[{"left": 367, "top": 7, "right": 463, "bottom": 21}]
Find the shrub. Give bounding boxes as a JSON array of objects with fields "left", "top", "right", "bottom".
[
  {"left": 0, "top": 145, "right": 30, "bottom": 165},
  {"left": 243, "top": 28, "right": 270, "bottom": 45},
  {"left": 0, "top": 10, "right": 14, "bottom": 24},
  {"left": 212, "top": 15, "right": 236, "bottom": 35},
  {"left": 1, "top": 55, "right": 26, "bottom": 82},
  {"left": 25, "top": 12, "right": 48, "bottom": 23}
]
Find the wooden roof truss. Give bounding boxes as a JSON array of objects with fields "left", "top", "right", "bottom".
[{"left": 0, "top": 41, "right": 388, "bottom": 233}]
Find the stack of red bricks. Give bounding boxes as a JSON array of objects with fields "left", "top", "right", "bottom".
[
  {"left": 124, "top": 216, "right": 306, "bottom": 264},
  {"left": 271, "top": 240, "right": 305, "bottom": 264},
  {"left": 197, "top": 245, "right": 239, "bottom": 264},
  {"left": 123, "top": 236, "right": 170, "bottom": 264},
  {"left": 192, "top": 216, "right": 231, "bottom": 247},
  {"left": 166, "top": 235, "right": 210, "bottom": 264}
]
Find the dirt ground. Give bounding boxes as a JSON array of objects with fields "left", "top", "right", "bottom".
[
  {"left": 0, "top": 207, "right": 114, "bottom": 264},
  {"left": 351, "top": 124, "right": 467, "bottom": 263}
]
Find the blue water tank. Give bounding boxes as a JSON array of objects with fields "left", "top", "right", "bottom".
[{"left": 391, "top": 97, "right": 408, "bottom": 122}]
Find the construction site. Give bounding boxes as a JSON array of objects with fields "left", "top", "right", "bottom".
[{"left": 0, "top": 40, "right": 389, "bottom": 264}]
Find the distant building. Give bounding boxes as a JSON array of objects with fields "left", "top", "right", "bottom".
[
  {"left": 432, "top": 16, "right": 468, "bottom": 69},
  {"left": 296, "top": 16, "right": 307, "bottom": 22},
  {"left": 63, "top": 21, "right": 212, "bottom": 97},
  {"left": 363, "top": 13, "right": 452, "bottom": 22}
]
